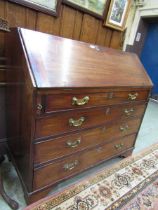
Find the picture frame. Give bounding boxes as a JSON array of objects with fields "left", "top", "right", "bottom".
[
  {"left": 63, "top": 0, "right": 111, "bottom": 20},
  {"left": 8, "top": 0, "right": 62, "bottom": 17},
  {"left": 105, "top": 0, "right": 131, "bottom": 31},
  {"left": 0, "top": 18, "right": 10, "bottom": 32}
]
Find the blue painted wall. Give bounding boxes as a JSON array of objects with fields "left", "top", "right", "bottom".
[{"left": 141, "top": 23, "right": 158, "bottom": 95}]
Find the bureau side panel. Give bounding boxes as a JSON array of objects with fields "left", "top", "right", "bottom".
[{"left": 6, "top": 29, "right": 35, "bottom": 192}]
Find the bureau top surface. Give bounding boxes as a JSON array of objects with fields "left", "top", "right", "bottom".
[{"left": 19, "top": 28, "right": 152, "bottom": 89}]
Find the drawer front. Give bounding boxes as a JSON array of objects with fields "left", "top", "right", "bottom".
[
  {"left": 35, "top": 103, "right": 146, "bottom": 139},
  {"left": 33, "top": 134, "right": 136, "bottom": 190},
  {"left": 34, "top": 118, "right": 142, "bottom": 165},
  {"left": 38, "top": 90, "right": 149, "bottom": 113}
]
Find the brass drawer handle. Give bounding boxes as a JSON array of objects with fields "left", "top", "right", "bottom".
[
  {"left": 69, "top": 117, "right": 85, "bottom": 127},
  {"left": 66, "top": 138, "right": 81, "bottom": 148},
  {"left": 128, "top": 93, "right": 138, "bottom": 100},
  {"left": 37, "top": 104, "right": 42, "bottom": 110},
  {"left": 124, "top": 108, "right": 134, "bottom": 116},
  {"left": 63, "top": 160, "right": 79, "bottom": 171},
  {"left": 120, "top": 125, "right": 129, "bottom": 132},
  {"left": 114, "top": 143, "right": 124, "bottom": 150},
  {"left": 72, "top": 96, "right": 89, "bottom": 106}
]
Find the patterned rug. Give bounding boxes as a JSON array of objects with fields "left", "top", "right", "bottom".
[{"left": 25, "top": 144, "right": 158, "bottom": 210}]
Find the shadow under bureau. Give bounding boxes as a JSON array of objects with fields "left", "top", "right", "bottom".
[{"left": 6, "top": 28, "right": 152, "bottom": 203}]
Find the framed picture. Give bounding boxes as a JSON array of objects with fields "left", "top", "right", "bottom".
[
  {"left": 0, "top": 18, "right": 10, "bottom": 32},
  {"left": 8, "top": 0, "right": 62, "bottom": 16},
  {"left": 105, "top": 0, "right": 131, "bottom": 31},
  {"left": 63, "top": 0, "right": 110, "bottom": 19}
]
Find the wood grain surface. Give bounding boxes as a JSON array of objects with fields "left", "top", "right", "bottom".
[
  {"left": 20, "top": 28, "right": 152, "bottom": 88},
  {"left": 34, "top": 118, "right": 142, "bottom": 165},
  {"left": 42, "top": 90, "right": 149, "bottom": 113},
  {"left": 33, "top": 134, "right": 136, "bottom": 190},
  {"left": 35, "top": 103, "right": 146, "bottom": 139}
]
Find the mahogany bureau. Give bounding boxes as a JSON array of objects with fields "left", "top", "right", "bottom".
[{"left": 6, "top": 28, "right": 152, "bottom": 203}]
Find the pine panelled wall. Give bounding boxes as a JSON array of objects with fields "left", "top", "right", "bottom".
[{"left": 0, "top": 0, "right": 122, "bottom": 145}]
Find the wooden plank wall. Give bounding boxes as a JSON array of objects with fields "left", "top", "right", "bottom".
[{"left": 0, "top": 0, "right": 122, "bottom": 56}]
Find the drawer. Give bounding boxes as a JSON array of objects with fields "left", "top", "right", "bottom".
[
  {"left": 34, "top": 118, "right": 142, "bottom": 165},
  {"left": 33, "top": 134, "right": 136, "bottom": 190},
  {"left": 35, "top": 103, "right": 146, "bottom": 139},
  {"left": 37, "top": 90, "right": 149, "bottom": 114}
]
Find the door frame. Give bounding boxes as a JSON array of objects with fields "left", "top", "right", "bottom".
[
  {"left": 125, "top": 4, "right": 158, "bottom": 55},
  {"left": 126, "top": 17, "right": 158, "bottom": 56}
]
